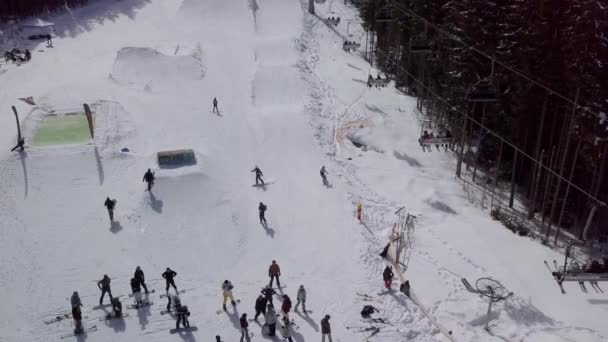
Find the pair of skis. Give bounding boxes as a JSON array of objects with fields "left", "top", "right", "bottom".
[
  {"left": 216, "top": 299, "right": 241, "bottom": 314},
  {"left": 60, "top": 326, "right": 98, "bottom": 339}
]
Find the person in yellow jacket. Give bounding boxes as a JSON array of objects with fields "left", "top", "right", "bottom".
[
  {"left": 222, "top": 280, "right": 237, "bottom": 310},
  {"left": 356, "top": 202, "right": 363, "bottom": 221}
]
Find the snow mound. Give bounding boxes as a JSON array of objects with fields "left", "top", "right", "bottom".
[{"left": 110, "top": 47, "right": 204, "bottom": 91}]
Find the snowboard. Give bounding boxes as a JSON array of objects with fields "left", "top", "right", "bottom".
[
  {"left": 127, "top": 301, "right": 153, "bottom": 310},
  {"left": 170, "top": 326, "right": 198, "bottom": 334},
  {"left": 129, "top": 289, "right": 155, "bottom": 297},
  {"left": 99, "top": 312, "right": 129, "bottom": 321},
  {"left": 160, "top": 289, "right": 187, "bottom": 298},
  {"left": 216, "top": 299, "right": 241, "bottom": 314},
  {"left": 92, "top": 303, "right": 113, "bottom": 310},
  {"left": 252, "top": 179, "right": 278, "bottom": 187},
  {"left": 60, "top": 325, "right": 97, "bottom": 339}
]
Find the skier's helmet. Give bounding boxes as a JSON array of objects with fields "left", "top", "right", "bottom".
[
  {"left": 272, "top": 260, "right": 276, "bottom": 264},
  {"left": 325, "top": 315, "right": 330, "bottom": 319}
]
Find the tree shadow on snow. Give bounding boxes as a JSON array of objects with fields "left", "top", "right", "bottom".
[
  {"left": 149, "top": 192, "right": 163, "bottom": 213},
  {"left": 18, "top": 150, "right": 28, "bottom": 199},
  {"left": 588, "top": 299, "right": 608, "bottom": 305},
  {"left": 393, "top": 150, "right": 422, "bottom": 168},
  {"left": 110, "top": 220, "right": 123, "bottom": 233},
  {"left": 424, "top": 199, "right": 457, "bottom": 215},
  {"left": 295, "top": 310, "right": 319, "bottom": 332},
  {"left": 365, "top": 104, "right": 385, "bottom": 115},
  {"left": 468, "top": 309, "right": 500, "bottom": 327},
  {"left": 503, "top": 297, "right": 554, "bottom": 327},
  {"left": 94, "top": 146, "right": 104, "bottom": 186}
]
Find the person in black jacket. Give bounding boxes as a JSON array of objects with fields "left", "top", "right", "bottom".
[
  {"left": 176, "top": 304, "right": 190, "bottom": 329},
  {"left": 97, "top": 274, "right": 113, "bottom": 305},
  {"left": 259, "top": 202, "right": 267, "bottom": 225},
  {"left": 162, "top": 267, "right": 178, "bottom": 292},
  {"left": 130, "top": 277, "right": 143, "bottom": 306},
  {"left": 383, "top": 265, "right": 394, "bottom": 289},
  {"left": 143, "top": 169, "right": 155, "bottom": 191},
  {"left": 254, "top": 295, "right": 267, "bottom": 320},
  {"left": 261, "top": 285, "right": 276, "bottom": 307},
  {"left": 251, "top": 166, "right": 264, "bottom": 185},
  {"left": 104, "top": 197, "right": 115, "bottom": 221},
  {"left": 134, "top": 266, "right": 148, "bottom": 294},
  {"left": 240, "top": 313, "right": 251, "bottom": 342}
]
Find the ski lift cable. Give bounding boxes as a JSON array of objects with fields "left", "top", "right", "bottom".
[
  {"left": 374, "top": 47, "right": 606, "bottom": 208},
  {"left": 386, "top": 0, "right": 601, "bottom": 120}
]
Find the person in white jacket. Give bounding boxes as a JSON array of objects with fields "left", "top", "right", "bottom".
[
  {"left": 222, "top": 280, "right": 236, "bottom": 310},
  {"left": 265, "top": 304, "right": 277, "bottom": 336},
  {"left": 280, "top": 315, "right": 294, "bottom": 342},
  {"left": 295, "top": 285, "right": 307, "bottom": 312}
]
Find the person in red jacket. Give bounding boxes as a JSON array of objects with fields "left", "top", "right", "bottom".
[
  {"left": 269, "top": 260, "right": 281, "bottom": 287},
  {"left": 239, "top": 313, "right": 251, "bottom": 342},
  {"left": 281, "top": 294, "right": 292, "bottom": 318}
]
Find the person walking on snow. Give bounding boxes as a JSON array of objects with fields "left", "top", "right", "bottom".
[
  {"left": 134, "top": 266, "right": 148, "bottom": 294},
  {"left": 212, "top": 97, "right": 219, "bottom": 113},
  {"left": 162, "top": 267, "right": 178, "bottom": 293},
  {"left": 294, "top": 285, "right": 306, "bottom": 312},
  {"left": 72, "top": 304, "right": 84, "bottom": 333},
  {"left": 254, "top": 294, "right": 267, "bottom": 319},
  {"left": 97, "top": 274, "right": 113, "bottom": 305},
  {"left": 356, "top": 202, "right": 363, "bottom": 221},
  {"left": 259, "top": 202, "right": 268, "bottom": 225},
  {"left": 320, "top": 166, "right": 328, "bottom": 185},
  {"left": 71, "top": 291, "right": 82, "bottom": 308},
  {"left": 383, "top": 265, "right": 394, "bottom": 289},
  {"left": 265, "top": 304, "right": 277, "bottom": 336},
  {"left": 251, "top": 166, "right": 264, "bottom": 185},
  {"left": 131, "top": 277, "right": 144, "bottom": 306},
  {"left": 321, "top": 315, "right": 333, "bottom": 342},
  {"left": 104, "top": 197, "right": 116, "bottom": 221},
  {"left": 281, "top": 294, "right": 292, "bottom": 318},
  {"left": 261, "top": 285, "right": 276, "bottom": 307},
  {"left": 222, "top": 280, "right": 237, "bottom": 310},
  {"left": 268, "top": 260, "right": 281, "bottom": 287},
  {"left": 240, "top": 313, "right": 251, "bottom": 342},
  {"left": 143, "top": 168, "right": 155, "bottom": 191}
]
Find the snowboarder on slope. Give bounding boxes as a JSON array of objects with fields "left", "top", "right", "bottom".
[
  {"left": 280, "top": 316, "right": 294, "bottom": 342},
  {"left": 104, "top": 197, "right": 115, "bottom": 221},
  {"left": 97, "top": 275, "right": 113, "bottom": 305},
  {"left": 222, "top": 280, "right": 237, "bottom": 310},
  {"left": 281, "top": 294, "right": 292, "bottom": 318},
  {"left": 134, "top": 266, "right": 148, "bottom": 294},
  {"left": 108, "top": 297, "right": 123, "bottom": 318},
  {"left": 268, "top": 260, "right": 281, "bottom": 287},
  {"left": 265, "top": 304, "right": 277, "bottom": 336},
  {"left": 321, "top": 315, "right": 332, "bottom": 342},
  {"left": 175, "top": 304, "right": 191, "bottom": 329},
  {"left": 71, "top": 291, "right": 82, "bottom": 308},
  {"left": 240, "top": 313, "right": 251, "bottom": 342},
  {"left": 143, "top": 168, "right": 155, "bottom": 191},
  {"left": 162, "top": 267, "right": 178, "bottom": 293},
  {"left": 251, "top": 166, "right": 264, "bottom": 185},
  {"left": 259, "top": 202, "right": 267, "bottom": 225},
  {"left": 320, "top": 166, "right": 328, "bottom": 185},
  {"left": 72, "top": 305, "right": 84, "bottom": 333},
  {"left": 254, "top": 294, "right": 267, "bottom": 319},
  {"left": 383, "top": 265, "right": 394, "bottom": 289},
  {"left": 294, "top": 285, "right": 306, "bottom": 312},
  {"left": 261, "top": 285, "right": 276, "bottom": 307},
  {"left": 130, "top": 277, "right": 143, "bottom": 306},
  {"left": 213, "top": 97, "right": 219, "bottom": 113}
]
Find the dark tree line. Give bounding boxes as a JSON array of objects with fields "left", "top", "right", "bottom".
[
  {"left": 0, "top": 0, "right": 88, "bottom": 21},
  {"left": 355, "top": 0, "right": 608, "bottom": 239}
]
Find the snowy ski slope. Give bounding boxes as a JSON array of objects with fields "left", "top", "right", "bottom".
[{"left": 0, "top": 0, "right": 605, "bottom": 341}]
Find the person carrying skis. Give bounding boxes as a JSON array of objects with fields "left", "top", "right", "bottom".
[
  {"left": 321, "top": 315, "right": 332, "bottom": 342},
  {"left": 383, "top": 265, "right": 394, "bottom": 289},
  {"left": 259, "top": 202, "right": 267, "bottom": 225},
  {"left": 254, "top": 294, "right": 267, "bottom": 319},
  {"left": 104, "top": 197, "right": 115, "bottom": 221},
  {"left": 281, "top": 294, "right": 292, "bottom": 318},
  {"left": 221, "top": 280, "right": 237, "bottom": 310},
  {"left": 320, "top": 166, "right": 328, "bottom": 185},
  {"left": 71, "top": 291, "right": 82, "bottom": 308},
  {"left": 142, "top": 168, "right": 155, "bottom": 191},
  {"left": 162, "top": 267, "right": 178, "bottom": 293},
  {"left": 264, "top": 304, "right": 277, "bottom": 336},
  {"left": 131, "top": 277, "right": 143, "bottom": 307},
  {"left": 280, "top": 315, "right": 294, "bottom": 342},
  {"left": 175, "top": 304, "right": 191, "bottom": 329},
  {"left": 134, "top": 266, "right": 148, "bottom": 294},
  {"left": 97, "top": 274, "right": 113, "bottom": 305},
  {"left": 268, "top": 260, "right": 281, "bottom": 287},
  {"left": 109, "top": 297, "right": 123, "bottom": 318},
  {"left": 239, "top": 313, "right": 251, "bottom": 342},
  {"left": 261, "top": 285, "right": 276, "bottom": 307},
  {"left": 212, "top": 97, "right": 219, "bottom": 113},
  {"left": 72, "top": 305, "right": 84, "bottom": 333},
  {"left": 251, "top": 166, "right": 264, "bottom": 185},
  {"left": 294, "top": 285, "right": 306, "bottom": 312}
]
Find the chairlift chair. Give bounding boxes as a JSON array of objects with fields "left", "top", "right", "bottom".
[
  {"left": 314, "top": 0, "right": 327, "bottom": 3},
  {"left": 409, "top": 37, "right": 432, "bottom": 53},
  {"left": 468, "top": 78, "right": 498, "bottom": 102}
]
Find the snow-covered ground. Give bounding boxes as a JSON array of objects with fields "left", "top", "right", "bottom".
[{"left": 0, "top": 1, "right": 606, "bottom": 341}]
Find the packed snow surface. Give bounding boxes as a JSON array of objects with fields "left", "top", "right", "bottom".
[{"left": 0, "top": 0, "right": 606, "bottom": 341}]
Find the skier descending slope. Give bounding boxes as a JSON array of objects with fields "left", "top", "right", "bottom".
[
  {"left": 259, "top": 202, "right": 268, "bottom": 225},
  {"left": 239, "top": 313, "right": 251, "bottom": 342},
  {"left": 268, "top": 260, "right": 281, "bottom": 287},
  {"left": 251, "top": 166, "right": 264, "bottom": 185},
  {"left": 142, "top": 168, "right": 155, "bottom": 191},
  {"left": 221, "top": 280, "right": 237, "bottom": 310},
  {"left": 162, "top": 267, "right": 178, "bottom": 293},
  {"left": 104, "top": 197, "right": 115, "bottom": 222},
  {"left": 97, "top": 275, "right": 113, "bottom": 305},
  {"left": 320, "top": 166, "right": 328, "bottom": 186},
  {"left": 254, "top": 294, "right": 267, "bottom": 320},
  {"left": 134, "top": 266, "right": 148, "bottom": 294},
  {"left": 383, "top": 265, "right": 394, "bottom": 289},
  {"left": 261, "top": 285, "right": 276, "bottom": 307},
  {"left": 294, "top": 285, "right": 306, "bottom": 312}
]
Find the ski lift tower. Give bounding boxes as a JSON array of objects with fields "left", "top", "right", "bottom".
[
  {"left": 461, "top": 277, "right": 513, "bottom": 332},
  {"left": 394, "top": 207, "right": 416, "bottom": 271}
]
